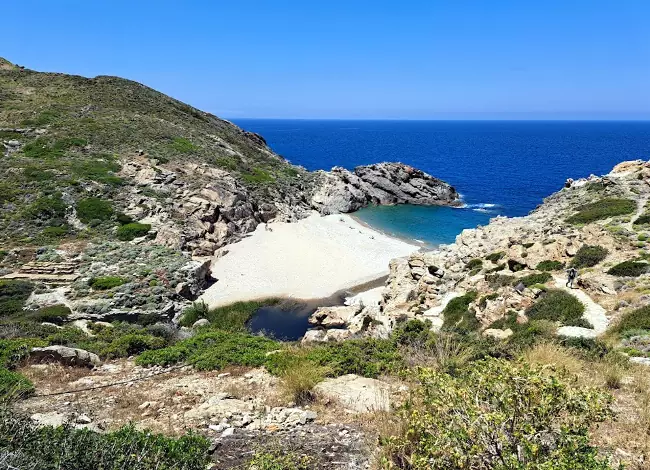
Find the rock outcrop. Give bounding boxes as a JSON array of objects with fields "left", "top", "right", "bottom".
[
  {"left": 30, "top": 346, "right": 101, "bottom": 368},
  {"left": 311, "top": 162, "right": 460, "bottom": 214}
]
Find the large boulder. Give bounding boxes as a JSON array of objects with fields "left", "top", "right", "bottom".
[
  {"left": 314, "top": 374, "right": 392, "bottom": 413},
  {"left": 30, "top": 346, "right": 100, "bottom": 368}
]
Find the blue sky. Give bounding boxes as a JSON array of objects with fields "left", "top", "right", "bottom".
[{"left": 3, "top": 1, "right": 649, "bottom": 119}]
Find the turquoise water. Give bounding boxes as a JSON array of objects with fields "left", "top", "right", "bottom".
[{"left": 354, "top": 204, "right": 493, "bottom": 247}]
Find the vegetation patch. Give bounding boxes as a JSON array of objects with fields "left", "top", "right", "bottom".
[
  {"left": 517, "top": 271, "right": 552, "bottom": 287},
  {"left": 24, "top": 304, "right": 71, "bottom": 325},
  {"left": 566, "top": 197, "right": 636, "bottom": 224},
  {"left": 116, "top": 222, "right": 151, "bottom": 241},
  {"left": 507, "top": 259, "right": 527, "bottom": 272},
  {"left": 380, "top": 358, "right": 612, "bottom": 469},
  {"left": 485, "top": 251, "right": 505, "bottom": 263},
  {"left": 607, "top": 260, "right": 650, "bottom": 277},
  {"left": 242, "top": 168, "right": 275, "bottom": 184},
  {"left": 88, "top": 276, "right": 127, "bottom": 290},
  {"left": 75, "top": 197, "right": 114, "bottom": 223},
  {"left": 465, "top": 258, "right": 483, "bottom": 270},
  {"left": 612, "top": 305, "right": 650, "bottom": 334},
  {"left": 0, "top": 369, "right": 34, "bottom": 401},
  {"left": 570, "top": 245, "right": 609, "bottom": 268},
  {"left": 485, "top": 273, "right": 515, "bottom": 288},
  {"left": 0, "top": 410, "right": 210, "bottom": 469},
  {"left": 525, "top": 289, "right": 585, "bottom": 326},
  {"left": 170, "top": 137, "right": 199, "bottom": 153},
  {"left": 634, "top": 213, "right": 650, "bottom": 226},
  {"left": 441, "top": 291, "right": 479, "bottom": 333},
  {"left": 179, "top": 299, "right": 279, "bottom": 330},
  {"left": 0, "top": 281, "right": 34, "bottom": 317},
  {"left": 536, "top": 260, "right": 565, "bottom": 271}
]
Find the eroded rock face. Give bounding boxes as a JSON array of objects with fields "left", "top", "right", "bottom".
[
  {"left": 30, "top": 346, "right": 100, "bottom": 368},
  {"left": 311, "top": 163, "right": 460, "bottom": 215},
  {"left": 314, "top": 374, "right": 392, "bottom": 413}
]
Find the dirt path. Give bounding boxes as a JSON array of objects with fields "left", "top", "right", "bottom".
[{"left": 553, "top": 276, "right": 609, "bottom": 338}]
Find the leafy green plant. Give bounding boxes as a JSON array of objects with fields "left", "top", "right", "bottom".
[
  {"left": 607, "top": 260, "right": 650, "bottom": 277},
  {"left": 465, "top": 258, "right": 483, "bottom": 270},
  {"left": 75, "top": 197, "right": 114, "bottom": 223},
  {"left": 634, "top": 213, "right": 650, "bottom": 226},
  {"left": 0, "top": 409, "right": 210, "bottom": 470},
  {"left": 380, "top": 358, "right": 613, "bottom": 469},
  {"left": 242, "top": 168, "right": 275, "bottom": 184},
  {"left": 567, "top": 197, "right": 636, "bottom": 224},
  {"left": 441, "top": 291, "right": 479, "bottom": 332},
  {"left": 485, "top": 251, "right": 505, "bottom": 263},
  {"left": 525, "top": 289, "right": 585, "bottom": 326},
  {"left": 536, "top": 260, "right": 565, "bottom": 271},
  {"left": 24, "top": 304, "right": 71, "bottom": 325},
  {"left": 178, "top": 301, "right": 209, "bottom": 327},
  {"left": 170, "top": 137, "right": 199, "bottom": 153},
  {"left": 517, "top": 272, "right": 552, "bottom": 287},
  {"left": 612, "top": 305, "right": 650, "bottom": 334},
  {"left": 570, "top": 245, "right": 609, "bottom": 268},
  {"left": 0, "top": 369, "right": 34, "bottom": 401},
  {"left": 0, "top": 280, "right": 34, "bottom": 317},
  {"left": 485, "top": 273, "right": 515, "bottom": 289},
  {"left": 40, "top": 225, "right": 69, "bottom": 239},
  {"left": 88, "top": 276, "right": 127, "bottom": 290},
  {"left": 246, "top": 449, "right": 312, "bottom": 470},
  {"left": 116, "top": 222, "right": 151, "bottom": 241}
]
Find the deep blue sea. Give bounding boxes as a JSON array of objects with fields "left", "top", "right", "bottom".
[{"left": 233, "top": 120, "right": 650, "bottom": 246}]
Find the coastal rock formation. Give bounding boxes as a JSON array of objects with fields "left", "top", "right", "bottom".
[
  {"left": 30, "top": 346, "right": 101, "bottom": 368},
  {"left": 306, "top": 160, "right": 650, "bottom": 342},
  {"left": 311, "top": 162, "right": 460, "bottom": 214}
]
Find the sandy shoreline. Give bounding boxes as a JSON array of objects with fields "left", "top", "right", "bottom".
[{"left": 199, "top": 212, "right": 419, "bottom": 308}]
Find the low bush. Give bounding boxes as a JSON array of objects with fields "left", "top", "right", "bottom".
[
  {"left": 465, "top": 258, "right": 483, "bottom": 270},
  {"left": 205, "top": 299, "right": 279, "bottom": 331},
  {"left": 75, "top": 197, "right": 113, "bottom": 223},
  {"left": 506, "top": 320, "right": 557, "bottom": 351},
  {"left": 517, "top": 271, "right": 552, "bottom": 287},
  {"left": 242, "top": 168, "right": 275, "bottom": 184},
  {"left": 392, "top": 319, "right": 435, "bottom": 348},
  {"left": 279, "top": 359, "right": 329, "bottom": 405},
  {"left": 246, "top": 449, "right": 312, "bottom": 470},
  {"left": 136, "top": 330, "right": 280, "bottom": 370},
  {"left": 567, "top": 197, "right": 636, "bottom": 224},
  {"left": 570, "top": 245, "right": 609, "bottom": 268},
  {"left": 525, "top": 289, "right": 585, "bottom": 325},
  {"left": 0, "top": 338, "right": 46, "bottom": 368},
  {"left": 24, "top": 304, "right": 71, "bottom": 325},
  {"left": 478, "top": 293, "right": 498, "bottom": 310},
  {"left": 116, "top": 222, "right": 151, "bottom": 241},
  {"left": 634, "top": 213, "right": 650, "bottom": 226},
  {"left": 441, "top": 291, "right": 479, "bottom": 333},
  {"left": 507, "top": 259, "right": 527, "bottom": 272},
  {"left": 41, "top": 225, "right": 69, "bottom": 239},
  {"left": 485, "top": 251, "right": 505, "bottom": 263},
  {"left": 536, "top": 260, "right": 565, "bottom": 271},
  {"left": 380, "top": 358, "right": 613, "bottom": 469},
  {"left": 100, "top": 333, "right": 166, "bottom": 359},
  {"left": 88, "top": 276, "right": 127, "bottom": 290},
  {"left": 485, "top": 273, "right": 514, "bottom": 288},
  {"left": 612, "top": 305, "right": 650, "bottom": 334},
  {"left": 0, "top": 409, "right": 210, "bottom": 470},
  {"left": 178, "top": 301, "right": 209, "bottom": 327},
  {"left": 25, "top": 194, "right": 67, "bottom": 220},
  {"left": 170, "top": 137, "right": 198, "bottom": 153},
  {"left": 607, "top": 260, "right": 650, "bottom": 277},
  {"left": 0, "top": 280, "right": 33, "bottom": 317}
]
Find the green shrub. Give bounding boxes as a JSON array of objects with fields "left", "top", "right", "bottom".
[
  {"left": 246, "top": 450, "right": 312, "bottom": 470},
  {"left": 485, "top": 273, "right": 515, "bottom": 289},
  {"left": 0, "top": 281, "right": 34, "bottom": 317},
  {"left": 634, "top": 213, "right": 650, "bottom": 226},
  {"left": 22, "top": 138, "right": 64, "bottom": 159},
  {"left": 88, "top": 276, "right": 127, "bottom": 290},
  {"left": 612, "top": 305, "right": 650, "bottom": 334},
  {"left": 478, "top": 293, "right": 498, "bottom": 310},
  {"left": 207, "top": 299, "right": 279, "bottom": 331},
  {"left": 607, "top": 260, "right": 650, "bottom": 277},
  {"left": 380, "top": 358, "right": 613, "bottom": 469},
  {"left": 570, "top": 245, "right": 609, "bottom": 268},
  {"left": 75, "top": 197, "right": 113, "bottom": 223},
  {"left": 485, "top": 251, "right": 505, "bottom": 263},
  {"left": 242, "top": 168, "right": 275, "bottom": 184},
  {"left": 567, "top": 197, "right": 636, "bottom": 224},
  {"left": 170, "top": 137, "right": 198, "bottom": 153},
  {"left": 536, "top": 260, "right": 565, "bottom": 271},
  {"left": 178, "top": 301, "right": 209, "bottom": 327},
  {"left": 507, "top": 259, "right": 526, "bottom": 272},
  {"left": 517, "top": 272, "right": 552, "bottom": 287},
  {"left": 100, "top": 334, "right": 166, "bottom": 359},
  {"left": 25, "top": 194, "right": 67, "bottom": 220},
  {"left": 442, "top": 291, "right": 479, "bottom": 332},
  {"left": 0, "top": 410, "right": 210, "bottom": 470},
  {"left": 116, "top": 222, "right": 151, "bottom": 241},
  {"left": 465, "top": 258, "right": 483, "bottom": 270},
  {"left": 525, "top": 289, "right": 585, "bottom": 325},
  {"left": 137, "top": 330, "right": 279, "bottom": 370},
  {"left": 40, "top": 225, "right": 69, "bottom": 239},
  {"left": 392, "top": 319, "right": 435, "bottom": 347},
  {"left": 0, "top": 338, "right": 46, "bottom": 368},
  {"left": 0, "top": 369, "right": 34, "bottom": 401},
  {"left": 115, "top": 212, "right": 134, "bottom": 225},
  {"left": 506, "top": 320, "right": 557, "bottom": 350},
  {"left": 24, "top": 304, "right": 71, "bottom": 325}
]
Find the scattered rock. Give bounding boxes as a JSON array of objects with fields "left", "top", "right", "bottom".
[
  {"left": 30, "top": 346, "right": 101, "bottom": 368},
  {"left": 314, "top": 374, "right": 391, "bottom": 413}
]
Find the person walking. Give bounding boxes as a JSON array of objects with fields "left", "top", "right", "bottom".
[{"left": 566, "top": 267, "right": 578, "bottom": 288}]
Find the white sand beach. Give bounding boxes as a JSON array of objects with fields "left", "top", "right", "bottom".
[{"left": 199, "top": 212, "right": 419, "bottom": 308}]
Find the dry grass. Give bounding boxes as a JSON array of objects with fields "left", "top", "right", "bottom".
[
  {"left": 280, "top": 361, "right": 330, "bottom": 405},
  {"left": 19, "top": 364, "right": 91, "bottom": 392},
  {"left": 522, "top": 342, "right": 584, "bottom": 376},
  {"left": 403, "top": 334, "right": 474, "bottom": 372}
]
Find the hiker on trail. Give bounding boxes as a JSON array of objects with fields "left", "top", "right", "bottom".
[{"left": 566, "top": 267, "right": 578, "bottom": 288}]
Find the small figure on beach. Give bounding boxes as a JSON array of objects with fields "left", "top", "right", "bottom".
[{"left": 566, "top": 267, "right": 578, "bottom": 288}]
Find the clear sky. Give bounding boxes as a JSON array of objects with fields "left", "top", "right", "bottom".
[{"left": 3, "top": 0, "right": 649, "bottom": 119}]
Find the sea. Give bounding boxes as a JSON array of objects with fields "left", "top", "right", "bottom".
[{"left": 233, "top": 119, "right": 650, "bottom": 247}]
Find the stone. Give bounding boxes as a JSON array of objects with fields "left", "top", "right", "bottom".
[
  {"left": 482, "top": 328, "right": 514, "bottom": 340},
  {"left": 75, "top": 414, "right": 92, "bottom": 424},
  {"left": 193, "top": 318, "right": 210, "bottom": 328},
  {"left": 221, "top": 427, "right": 234, "bottom": 437},
  {"left": 301, "top": 329, "right": 326, "bottom": 343},
  {"left": 30, "top": 346, "right": 100, "bottom": 368},
  {"left": 314, "top": 374, "right": 391, "bottom": 413},
  {"left": 31, "top": 411, "right": 66, "bottom": 427}
]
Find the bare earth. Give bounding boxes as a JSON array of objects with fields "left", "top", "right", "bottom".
[{"left": 200, "top": 212, "right": 418, "bottom": 308}]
